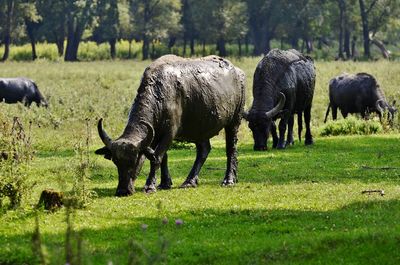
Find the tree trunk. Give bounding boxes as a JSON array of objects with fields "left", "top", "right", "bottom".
[
  {"left": 142, "top": 36, "right": 149, "bottom": 60},
  {"left": 337, "top": 0, "right": 345, "bottom": 60},
  {"left": 128, "top": 40, "right": 132, "bottom": 59},
  {"left": 238, "top": 39, "right": 242, "bottom": 57},
  {"left": 351, "top": 36, "right": 358, "bottom": 60},
  {"left": 216, "top": 38, "right": 226, "bottom": 57},
  {"left": 245, "top": 35, "right": 249, "bottom": 55},
  {"left": 359, "top": 0, "right": 370, "bottom": 58},
  {"left": 1, "top": 0, "right": 14, "bottom": 62},
  {"left": 168, "top": 37, "right": 176, "bottom": 50},
  {"left": 56, "top": 38, "right": 64, "bottom": 57},
  {"left": 344, "top": 29, "right": 351, "bottom": 59},
  {"left": 304, "top": 38, "right": 313, "bottom": 54},
  {"left": 25, "top": 20, "right": 38, "bottom": 61},
  {"left": 183, "top": 38, "right": 187, "bottom": 57},
  {"left": 371, "top": 38, "right": 390, "bottom": 59},
  {"left": 190, "top": 38, "right": 195, "bottom": 56},
  {"left": 109, "top": 38, "right": 116, "bottom": 59}
]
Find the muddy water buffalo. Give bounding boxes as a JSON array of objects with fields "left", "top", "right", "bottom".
[
  {"left": 244, "top": 49, "right": 315, "bottom": 150},
  {"left": 324, "top": 73, "right": 397, "bottom": 123},
  {"left": 0, "top": 78, "right": 48, "bottom": 107},
  {"left": 95, "top": 55, "right": 245, "bottom": 196}
]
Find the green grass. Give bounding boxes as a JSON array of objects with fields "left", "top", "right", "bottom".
[{"left": 0, "top": 59, "right": 400, "bottom": 264}]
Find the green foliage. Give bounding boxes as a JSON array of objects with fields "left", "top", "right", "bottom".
[{"left": 320, "top": 117, "right": 383, "bottom": 136}]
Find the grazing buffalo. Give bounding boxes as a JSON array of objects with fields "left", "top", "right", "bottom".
[
  {"left": 324, "top": 73, "right": 397, "bottom": 123},
  {"left": 95, "top": 55, "right": 245, "bottom": 196},
  {"left": 0, "top": 78, "right": 48, "bottom": 107},
  {"left": 244, "top": 49, "right": 315, "bottom": 150}
]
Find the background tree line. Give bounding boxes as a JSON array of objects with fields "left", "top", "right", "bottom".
[{"left": 0, "top": 0, "right": 399, "bottom": 62}]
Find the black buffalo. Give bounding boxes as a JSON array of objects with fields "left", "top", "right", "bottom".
[
  {"left": 0, "top": 78, "right": 48, "bottom": 107},
  {"left": 95, "top": 55, "right": 245, "bottom": 196},
  {"left": 244, "top": 49, "right": 315, "bottom": 150},
  {"left": 324, "top": 73, "right": 397, "bottom": 123}
]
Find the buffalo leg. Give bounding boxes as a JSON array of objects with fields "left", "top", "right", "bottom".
[
  {"left": 297, "top": 111, "right": 303, "bottom": 142},
  {"left": 277, "top": 115, "right": 289, "bottom": 149},
  {"left": 271, "top": 121, "right": 278, "bottom": 148},
  {"left": 181, "top": 140, "right": 211, "bottom": 188},
  {"left": 332, "top": 105, "right": 338, "bottom": 120},
  {"left": 341, "top": 111, "right": 348, "bottom": 119},
  {"left": 304, "top": 105, "right": 314, "bottom": 145},
  {"left": 286, "top": 115, "right": 294, "bottom": 146},
  {"left": 158, "top": 153, "right": 172, "bottom": 190},
  {"left": 144, "top": 136, "right": 173, "bottom": 193},
  {"left": 222, "top": 123, "right": 239, "bottom": 186}
]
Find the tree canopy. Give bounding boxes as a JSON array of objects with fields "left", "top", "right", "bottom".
[{"left": 0, "top": 0, "right": 399, "bottom": 61}]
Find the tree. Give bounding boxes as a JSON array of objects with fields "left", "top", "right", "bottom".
[
  {"left": 0, "top": 0, "right": 39, "bottom": 61},
  {"left": 130, "top": 0, "right": 181, "bottom": 60},
  {"left": 358, "top": 0, "right": 396, "bottom": 58},
  {"left": 92, "top": 0, "right": 119, "bottom": 59},
  {"left": 118, "top": 0, "right": 135, "bottom": 58},
  {"left": 246, "top": 0, "right": 283, "bottom": 55},
  {"left": 36, "top": 0, "right": 67, "bottom": 57},
  {"left": 181, "top": 0, "right": 196, "bottom": 56},
  {"left": 64, "top": 0, "right": 97, "bottom": 61}
]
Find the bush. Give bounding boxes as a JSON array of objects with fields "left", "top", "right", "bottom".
[
  {"left": 0, "top": 115, "right": 35, "bottom": 210},
  {"left": 320, "top": 116, "right": 383, "bottom": 136}
]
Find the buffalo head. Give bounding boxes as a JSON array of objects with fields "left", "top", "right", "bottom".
[
  {"left": 95, "top": 118, "right": 154, "bottom": 196},
  {"left": 376, "top": 99, "right": 397, "bottom": 123},
  {"left": 243, "top": 92, "right": 286, "bottom": 151}
]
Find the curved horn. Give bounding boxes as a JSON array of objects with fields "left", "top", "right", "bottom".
[
  {"left": 140, "top": 120, "right": 154, "bottom": 148},
  {"left": 375, "top": 99, "right": 385, "bottom": 113},
  {"left": 98, "top": 118, "right": 112, "bottom": 149},
  {"left": 265, "top": 92, "right": 286, "bottom": 119},
  {"left": 242, "top": 111, "right": 249, "bottom": 121}
]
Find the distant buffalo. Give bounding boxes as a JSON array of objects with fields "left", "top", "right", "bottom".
[
  {"left": 324, "top": 73, "right": 397, "bottom": 123},
  {"left": 244, "top": 49, "right": 315, "bottom": 150},
  {"left": 0, "top": 78, "right": 48, "bottom": 107}
]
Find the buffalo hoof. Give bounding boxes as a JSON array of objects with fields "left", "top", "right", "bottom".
[
  {"left": 143, "top": 185, "right": 157, "bottom": 194},
  {"left": 115, "top": 188, "right": 134, "bottom": 197},
  {"left": 286, "top": 139, "right": 294, "bottom": 146},
  {"left": 253, "top": 146, "right": 267, "bottom": 151},
  {"left": 277, "top": 143, "right": 287, "bottom": 150},
  {"left": 157, "top": 182, "right": 172, "bottom": 190},
  {"left": 180, "top": 177, "right": 198, "bottom": 188},
  {"left": 221, "top": 176, "right": 237, "bottom": 186},
  {"left": 305, "top": 138, "right": 314, "bottom": 146}
]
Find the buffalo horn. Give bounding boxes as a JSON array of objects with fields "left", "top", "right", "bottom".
[
  {"left": 140, "top": 121, "right": 155, "bottom": 149},
  {"left": 98, "top": 118, "right": 113, "bottom": 149},
  {"left": 375, "top": 99, "right": 384, "bottom": 113},
  {"left": 265, "top": 92, "right": 286, "bottom": 119},
  {"left": 242, "top": 111, "right": 249, "bottom": 121}
]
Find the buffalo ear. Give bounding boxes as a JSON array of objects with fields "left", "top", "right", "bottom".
[{"left": 95, "top": 146, "right": 112, "bottom": 160}]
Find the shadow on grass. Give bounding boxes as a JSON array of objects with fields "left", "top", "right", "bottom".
[{"left": 2, "top": 199, "right": 400, "bottom": 264}]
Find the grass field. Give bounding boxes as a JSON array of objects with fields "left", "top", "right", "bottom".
[{"left": 0, "top": 58, "right": 400, "bottom": 264}]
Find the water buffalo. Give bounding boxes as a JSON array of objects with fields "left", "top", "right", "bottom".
[
  {"left": 243, "top": 49, "right": 315, "bottom": 150},
  {"left": 0, "top": 78, "right": 48, "bottom": 107},
  {"left": 324, "top": 73, "right": 397, "bottom": 123},
  {"left": 95, "top": 55, "right": 245, "bottom": 196}
]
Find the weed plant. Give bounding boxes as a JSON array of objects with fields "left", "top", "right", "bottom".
[{"left": 0, "top": 115, "right": 35, "bottom": 210}]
